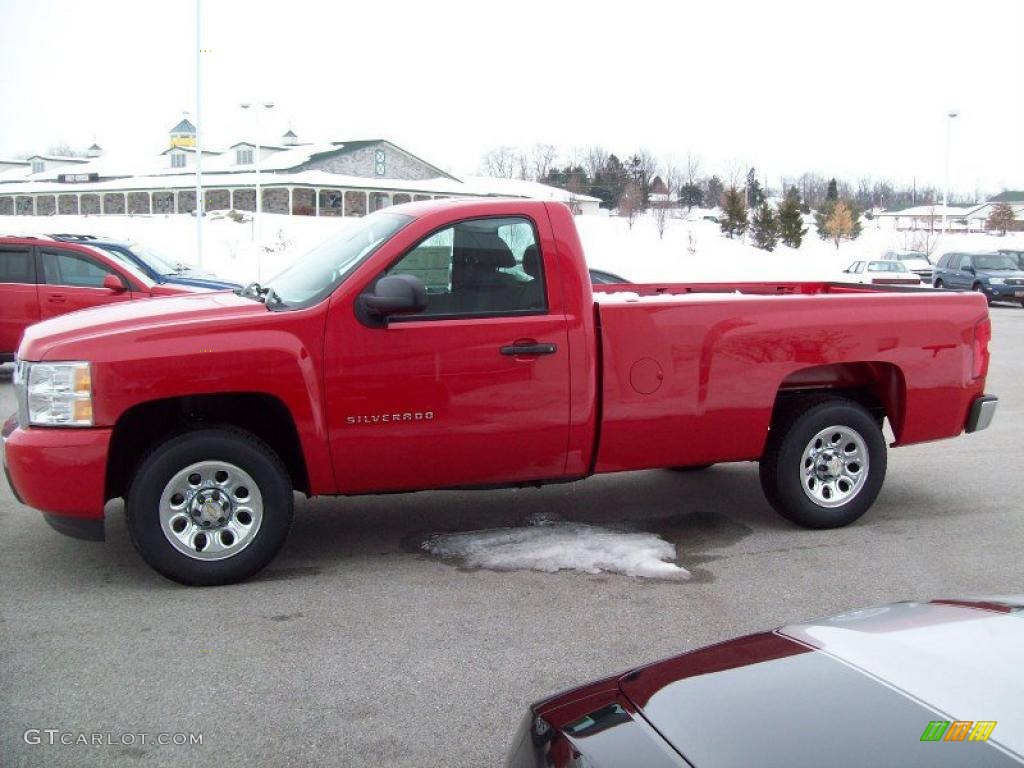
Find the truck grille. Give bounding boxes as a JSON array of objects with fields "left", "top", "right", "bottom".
[{"left": 1005, "top": 278, "right": 1024, "bottom": 286}]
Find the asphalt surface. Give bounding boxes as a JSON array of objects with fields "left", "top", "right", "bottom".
[{"left": 2, "top": 306, "right": 1023, "bottom": 768}]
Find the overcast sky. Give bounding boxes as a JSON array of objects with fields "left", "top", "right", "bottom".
[{"left": 1, "top": 0, "right": 1021, "bottom": 195}]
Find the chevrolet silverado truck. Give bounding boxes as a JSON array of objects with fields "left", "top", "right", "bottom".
[{"left": 2, "top": 200, "right": 998, "bottom": 585}]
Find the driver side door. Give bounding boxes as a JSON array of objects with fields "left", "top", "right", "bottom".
[{"left": 323, "top": 214, "right": 571, "bottom": 494}]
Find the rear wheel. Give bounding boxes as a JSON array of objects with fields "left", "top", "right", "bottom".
[
  {"left": 126, "top": 427, "right": 293, "bottom": 586},
  {"left": 759, "top": 397, "right": 886, "bottom": 529}
]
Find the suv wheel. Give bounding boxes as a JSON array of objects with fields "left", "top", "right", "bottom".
[
  {"left": 126, "top": 427, "right": 293, "bottom": 586},
  {"left": 934, "top": 279, "right": 944, "bottom": 289},
  {"left": 759, "top": 397, "right": 886, "bottom": 529}
]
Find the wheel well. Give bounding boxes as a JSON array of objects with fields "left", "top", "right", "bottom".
[
  {"left": 772, "top": 362, "right": 905, "bottom": 439},
  {"left": 105, "top": 393, "right": 310, "bottom": 501}
]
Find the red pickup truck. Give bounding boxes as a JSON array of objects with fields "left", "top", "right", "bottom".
[{"left": 2, "top": 200, "right": 998, "bottom": 585}]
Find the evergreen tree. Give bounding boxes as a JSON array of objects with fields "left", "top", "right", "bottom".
[
  {"left": 826, "top": 178, "right": 839, "bottom": 201},
  {"left": 704, "top": 175, "right": 725, "bottom": 208},
  {"left": 778, "top": 186, "right": 808, "bottom": 248},
  {"left": 677, "top": 183, "right": 704, "bottom": 210},
  {"left": 751, "top": 202, "right": 779, "bottom": 251},
  {"left": 746, "top": 167, "right": 765, "bottom": 208},
  {"left": 720, "top": 187, "right": 748, "bottom": 239}
]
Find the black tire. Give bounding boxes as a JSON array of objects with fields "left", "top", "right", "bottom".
[
  {"left": 934, "top": 279, "right": 944, "bottom": 289},
  {"left": 972, "top": 283, "right": 993, "bottom": 306},
  {"left": 668, "top": 464, "right": 713, "bottom": 472},
  {"left": 126, "top": 427, "right": 293, "bottom": 586},
  {"left": 759, "top": 397, "right": 886, "bottom": 529}
]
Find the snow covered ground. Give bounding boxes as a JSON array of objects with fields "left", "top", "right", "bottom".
[
  {"left": 3, "top": 208, "right": 1023, "bottom": 285},
  {"left": 422, "top": 513, "right": 690, "bottom": 580}
]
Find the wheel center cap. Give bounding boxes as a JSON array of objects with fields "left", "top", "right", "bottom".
[{"left": 827, "top": 457, "right": 843, "bottom": 476}]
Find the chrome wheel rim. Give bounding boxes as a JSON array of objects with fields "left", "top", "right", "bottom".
[
  {"left": 800, "top": 425, "right": 869, "bottom": 508},
  {"left": 158, "top": 461, "right": 263, "bottom": 561}
]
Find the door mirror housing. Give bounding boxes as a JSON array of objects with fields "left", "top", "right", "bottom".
[
  {"left": 964, "top": 264, "right": 976, "bottom": 274},
  {"left": 103, "top": 274, "right": 127, "bottom": 293},
  {"left": 360, "top": 274, "right": 427, "bottom": 323}
]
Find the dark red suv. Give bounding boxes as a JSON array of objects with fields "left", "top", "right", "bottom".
[{"left": 0, "top": 236, "right": 200, "bottom": 361}]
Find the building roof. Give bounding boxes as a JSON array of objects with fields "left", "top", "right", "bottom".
[
  {"left": 989, "top": 190, "right": 1024, "bottom": 203},
  {"left": 88, "top": 143, "right": 102, "bottom": 151},
  {"left": 282, "top": 129, "right": 297, "bottom": 138},
  {"left": 874, "top": 203, "right": 974, "bottom": 217},
  {"left": 26, "top": 155, "right": 90, "bottom": 163},
  {"left": 170, "top": 118, "right": 196, "bottom": 134}
]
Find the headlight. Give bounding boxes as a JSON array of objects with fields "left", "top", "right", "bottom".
[
  {"left": 989, "top": 278, "right": 1005, "bottom": 285},
  {"left": 24, "top": 362, "right": 94, "bottom": 427}
]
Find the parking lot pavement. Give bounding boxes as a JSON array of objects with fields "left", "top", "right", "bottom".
[{"left": 2, "top": 306, "right": 1023, "bottom": 768}]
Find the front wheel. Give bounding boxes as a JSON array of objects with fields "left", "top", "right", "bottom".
[
  {"left": 934, "top": 279, "right": 944, "bottom": 289},
  {"left": 759, "top": 398, "right": 886, "bottom": 528},
  {"left": 126, "top": 427, "right": 294, "bottom": 586}
]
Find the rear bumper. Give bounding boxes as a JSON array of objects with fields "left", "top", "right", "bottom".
[
  {"left": 2, "top": 414, "right": 109, "bottom": 540},
  {"left": 966, "top": 395, "right": 998, "bottom": 433}
]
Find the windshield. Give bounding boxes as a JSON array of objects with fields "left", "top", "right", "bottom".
[
  {"left": 268, "top": 212, "right": 411, "bottom": 308},
  {"left": 897, "top": 252, "right": 928, "bottom": 263},
  {"left": 867, "top": 261, "right": 907, "bottom": 272},
  {"left": 128, "top": 243, "right": 183, "bottom": 275},
  {"left": 974, "top": 254, "right": 1018, "bottom": 271}
]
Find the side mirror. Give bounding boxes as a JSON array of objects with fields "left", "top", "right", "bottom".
[
  {"left": 103, "top": 274, "right": 127, "bottom": 293},
  {"left": 360, "top": 274, "right": 427, "bottom": 320},
  {"left": 964, "top": 264, "right": 976, "bottom": 274}
]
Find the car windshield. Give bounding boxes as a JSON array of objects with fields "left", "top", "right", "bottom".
[
  {"left": 974, "top": 254, "right": 1018, "bottom": 271},
  {"left": 267, "top": 212, "right": 411, "bottom": 308},
  {"left": 897, "top": 252, "right": 928, "bottom": 262},
  {"left": 128, "top": 243, "right": 183, "bottom": 275}
]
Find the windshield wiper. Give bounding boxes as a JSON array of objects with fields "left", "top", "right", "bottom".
[{"left": 237, "top": 282, "right": 286, "bottom": 309}]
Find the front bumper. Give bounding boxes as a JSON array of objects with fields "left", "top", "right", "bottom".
[
  {"left": 2, "top": 414, "right": 109, "bottom": 540},
  {"left": 982, "top": 283, "right": 1024, "bottom": 300},
  {"left": 966, "top": 395, "right": 998, "bottom": 433}
]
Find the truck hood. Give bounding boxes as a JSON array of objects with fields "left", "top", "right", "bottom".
[{"left": 19, "top": 291, "right": 269, "bottom": 361}]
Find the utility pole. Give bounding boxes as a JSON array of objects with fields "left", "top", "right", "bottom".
[
  {"left": 194, "top": 0, "right": 204, "bottom": 269},
  {"left": 941, "top": 109, "right": 959, "bottom": 237}
]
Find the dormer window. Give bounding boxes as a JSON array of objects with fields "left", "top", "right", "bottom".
[
  {"left": 31, "top": 159, "right": 44, "bottom": 174},
  {"left": 170, "top": 152, "right": 186, "bottom": 169},
  {"left": 236, "top": 148, "right": 254, "bottom": 165}
]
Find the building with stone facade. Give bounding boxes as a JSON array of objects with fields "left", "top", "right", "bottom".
[{"left": 0, "top": 122, "right": 600, "bottom": 218}]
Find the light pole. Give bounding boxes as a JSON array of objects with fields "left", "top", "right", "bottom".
[
  {"left": 941, "top": 109, "right": 958, "bottom": 237},
  {"left": 194, "top": 0, "right": 203, "bottom": 269},
  {"left": 240, "top": 101, "right": 275, "bottom": 261}
]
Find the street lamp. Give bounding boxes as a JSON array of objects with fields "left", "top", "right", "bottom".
[
  {"left": 240, "top": 101, "right": 275, "bottom": 258},
  {"left": 941, "top": 109, "right": 959, "bottom": 237}
]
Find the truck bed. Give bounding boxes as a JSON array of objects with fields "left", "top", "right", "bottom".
[{"left": 591, "top": 282, "right": 988, "bottom": 474}]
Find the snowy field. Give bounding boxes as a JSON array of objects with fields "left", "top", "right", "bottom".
[{"left": 5, "top": 207, "right": 1024, "bottom": 286}]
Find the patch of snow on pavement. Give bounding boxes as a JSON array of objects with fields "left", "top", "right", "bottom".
[{"left": 422, "top": 514, "right": 689, "bottom": 580}]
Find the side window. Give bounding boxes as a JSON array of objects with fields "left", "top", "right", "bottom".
[
  {"left": 385, "top": 216, "right": 546, "bottom": 318},
  {"left": 958, "top": 254, "right": 973, "bottom": 271},
  {"left": 41, "top": 249, "right": 116, "bottom": 288},
  {"left": 0, "top": 248, "right": 34, "bottom": 284},
  {"left": 936, "top": 254, "right": 949, "bottom": 269},
  {"left": 852, "top": 262, "right": 865, "bottom": 273}
]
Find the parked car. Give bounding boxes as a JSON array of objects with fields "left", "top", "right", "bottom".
[
  {"left": 842, "top": 260, "right": 922, "bottom": 285},
  {"left": 881, "top": 249, "right": 933, "bottom": 282},
  {"left": 0, "top": 236, "right": 200, "bottom": 362},
  {"left": 506, "top": 596, "right": 1024, "bottom": 767},
  {"left": 3, "top": 199, "right": 997, "bottom": 585},
  {"left": 933, "top": 251, "right": 1024, "bottom": 306},
  {"left": 50, "top": 235, "right": 241, "bottom": 291},
  {"left": 588, "top": 268, "right": 631, "bottom": 285}
]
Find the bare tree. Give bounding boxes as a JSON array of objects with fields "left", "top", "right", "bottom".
[
  {"left": 480, "top": 146, "right": 518, "bottom": 178},
  {"left": 515, "top": 151, "right": 530, "bottom": 181},
  {"left": 723, "top": 159, "right": 747, "bottom": 189},
  {"left": 566, "top": 175, "right": 583, "bottom": 215},
  {"left": 653, "top": 201, "right": 670, "bottom": 239},
  {"left": 584, "top": 146, "right": 610, "bottom": 181},
  {"left": 531, "top": 143, "right": 558, "bottom": 182},
  {"left": 683, "top": 153, "right": 702, "bottom": 187},
  {"left": 619, "top": 182, "right": 643, "bottom": 230}
]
